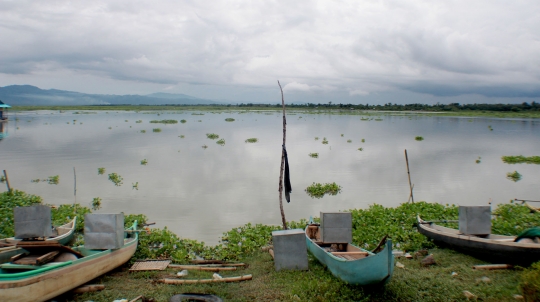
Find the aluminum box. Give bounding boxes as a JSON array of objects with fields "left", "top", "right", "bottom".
[
  {"left": 320, "top": 212, "right": 352, "bottom": 243},
  {"left": 271, "top": 229, "right": 308, "bottom": 271},
  {"left": 459, "top": 206, "right": 491, "bottom": 235},
  {"left": 84, "top": 213, "right": 125, "bottom": 249},
  {"left": 14, "top": 205, "right": 52, "bottom": 239}
]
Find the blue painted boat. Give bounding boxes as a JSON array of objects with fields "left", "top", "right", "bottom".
[{"left": 305, "top": 223, "right": 394, "bottom": 285}]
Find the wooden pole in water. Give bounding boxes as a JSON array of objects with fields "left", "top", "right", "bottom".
[
  {"left": 404, "top": 149, "right": 414, "bottom": 203},
  {"left": 277, "top": 80, "right": 288, "bottom": 230},
  {"left": 73, "top": 167, "right": 77, "bottom": 202},
  {"left": 3, "top": 170, "right": 11, "bottom": 192}
]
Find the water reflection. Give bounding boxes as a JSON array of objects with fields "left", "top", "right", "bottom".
[{"left": 0, "top": 111, "right": 539, "bottom": 244}]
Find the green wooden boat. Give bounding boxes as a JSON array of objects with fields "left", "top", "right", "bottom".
[
  {"left": 0, "top": 217, "right": 77, "bottom": 264},
  {"left": 305, "top": 223, "right": 394, "bottom": 285},
  {"left": 0, "top": 220, "right": 138, "bottom": 302}
]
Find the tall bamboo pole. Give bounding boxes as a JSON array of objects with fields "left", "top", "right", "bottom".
[
  {"left": 277, "top": 80, "right": 288, "bottom": 230},
  {"left": 404, "top": 149, "right": 414, "bottom": 203}
]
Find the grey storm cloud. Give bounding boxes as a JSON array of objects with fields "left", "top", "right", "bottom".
[{"left": 0, "top": 0, "right": 539, "bottom": 102}]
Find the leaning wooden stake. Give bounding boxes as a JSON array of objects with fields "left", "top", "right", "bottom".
[
  {"left": 3, "top": 170, "right": 11, "bottom": 192},
  {"left": 277, "top": 80, "right": 288, "bottom": 230},
  {"left": 404, "top": 149, "right": 414, "bottom": 203},
  {"left": 472, "top": 264, "right": 513, "bottom": 270}
]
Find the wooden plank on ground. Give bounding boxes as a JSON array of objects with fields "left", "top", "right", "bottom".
[
  {"left": 159, "top": 274, "right": 252, "bottom": 284},
  {"left": 168, "top": 264, "right": 237, "bottom": 271},
  {"left": 129, "top": 260, "right": 171, "bottom": 271}
]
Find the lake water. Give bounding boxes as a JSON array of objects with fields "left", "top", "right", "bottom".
[{"left": 1, "top": 110, "right": 539, "bottom": 244}]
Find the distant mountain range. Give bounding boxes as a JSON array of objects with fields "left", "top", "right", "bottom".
[{"left": 0, "top": 85, "right": 224, "bottom": 106}]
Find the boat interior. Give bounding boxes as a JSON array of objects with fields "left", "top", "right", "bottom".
[
  {"left": 307, "top": 224, "right": 370, "bottom": 260},
  {"left": 420, "top": 218, "right": 520, "bottom": 242}
]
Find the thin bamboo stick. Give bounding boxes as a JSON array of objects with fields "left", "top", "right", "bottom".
[
  {"left": 404, "top": 150, "right": 414, "bottom": 203},
  {"left": 167, "top": 264, "right": 237, "bottom": 271},
  {"left": 3, "top": 170, "right": 11, "bottom": 192},
  {"left": 472, "top": 264, "right": 513, "bottom": 270},
  {"left": 159, "top": 274, "right": 252, "bottom": 284}
]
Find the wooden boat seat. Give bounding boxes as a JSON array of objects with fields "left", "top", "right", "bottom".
[
  {"left": 331, "top": 251, "right": 369, "bottom": 260},
  {"left": 9, "top": 241, "right": 84, "bottom": 266}
]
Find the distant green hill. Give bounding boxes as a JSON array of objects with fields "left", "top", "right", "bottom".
[{"left": 0, "top": 85, "right": 223, "bottom": 106}]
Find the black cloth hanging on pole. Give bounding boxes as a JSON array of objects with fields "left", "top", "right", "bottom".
[{"left": 283, "top": 145, "right": 292, "bottom": 203}]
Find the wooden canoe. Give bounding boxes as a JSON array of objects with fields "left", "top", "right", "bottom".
[
  {"left": 0, "top": 220, "right": 138, "bottom": 302},
  {"left": 305, "top": 224, "right": 394, "bottom": 285},
  {"left": 417, "top": 216, "right": 540, "bottom": 266},
  {"left": 0, "top": 217, "right": 77, "bottom": 263}
]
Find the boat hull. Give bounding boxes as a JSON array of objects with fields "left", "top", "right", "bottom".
[
  {"left": 305, "top": 226, "right": 393, "bottom": 285},
  {"left": 417, "top": 216, "right": 540, "bottom": 266},
  {"left": 0, "top": 221, "right": 137, "bottom": 302}
]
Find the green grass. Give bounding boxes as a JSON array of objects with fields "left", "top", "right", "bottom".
[{"left": 502, "top": 156, "right": 540, "bottom": 164}]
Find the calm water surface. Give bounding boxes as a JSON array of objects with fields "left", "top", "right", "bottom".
[{"left": 0, "top": 110, "right": 539, "bottom": 244}]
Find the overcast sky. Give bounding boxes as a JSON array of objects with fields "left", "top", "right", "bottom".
[{"left": 1, "top": 1, "right": 539, "bottom": 104}]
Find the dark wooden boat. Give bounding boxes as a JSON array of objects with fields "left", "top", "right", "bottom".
[
  {"left": 305, "top": 223, "right": 393, "bottom": 285},
  {"left": 417, "top": 216, "right": 540, "bottom": 266}
]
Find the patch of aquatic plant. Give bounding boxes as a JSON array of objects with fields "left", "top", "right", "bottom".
[
  {"left": 488, "top": 125, "right": 493, "bottom": 131},
  {"left": 314, "top": 137, "right": 319, "bottom": 140},
  {"left": 206, "top": 133, "right": 219, "bottom": 139},
  {"left": 150, "top": 119, "right": 178, "bottom": 124},
  {"left": 0, "top": 176, "right": 5, "bottom": 183},
  {"left": 108, "top": 173, "right": 124, "bottom": 186},
  {"left": 245, "top": 138, "right": 258, "bottom": 143},
  {"left": 0, "top": 190, "right": 42, "bottom": 238},
  {"left": 361, "top": 117, "right": 369, "bottom": 121},
  {"left": 125, "top": 120, "right": 128, "bottom": 122},
  {"left": 192, "top": 113, "right": 204, "bottom": 115},
  {"left": 202, "top": 144, "right": 208, "bottom": 149},
  {"left": 506, "top": 171, "right": 522, "bottom": 182},
  {"left": 140, "top": 159, "right": 148, "bottom": 165},
  {"left": 180, "top": 119, "right": 187, "bottom": 123},
  {"left": 476, "top": 157, "right": 481, "bottom": 164},
  {"left": 132, "top": 182, "right": 139, "bottom": 190},
  {"left": 309, "top": 153, "right": 319, "bottom": 158},
  {"left": 92, "top": 197, "right": 102, "bottom": 210},
  {"left": 108, "top": 127, "right": 112, "bottom": 129},
  {"left": 136, "top": 120, "right": 142, "bottom": 123},
  {"left": 347, "top": 139, "right": 352, "bottom": 143},
  {"left": 179, "top": 135, "right": 185, "bottom": 138},
  {"left": 361, "top": 138, "right": 365, "bottom": 142},
  {"left": 98, "top": 167, "right": 105, "bottom": 175},
  {"left": 47, "top": 175, "right": 59, "bottom": 185},
  {"left": 140, "top": 130, "right": 146, "bottom": 133},
  {"left": 225, "top": 118, "right": 235, "bottom": 122},
  {"left": 502, "top": 155, "right": 540, "bottom": 164},
  {"left": 415, "top": 136, "right": 424, "bottom": 141},
  {"left": 216, "top": 138, "right": 226, "bottom": 146},
  {"left": 133, "top": 227, "right": 207, "bottom": 262},
  {"left": 341, "top": 134, "right": 344, "bottom": 137},
  {"left": 152, "top": 128, "right": 162, "bottom": 132},
  {"left": 375, "top": 118, "right": 383, "bottom": 121},
  {"left": 358, "top": 148, "right": 363, "bottom": 151},
  {"left": 305, "top": 182, "right": 342, "bottom": 198},
  {"left": 322, "top": 137, "right": 328, "bottom": 144}
]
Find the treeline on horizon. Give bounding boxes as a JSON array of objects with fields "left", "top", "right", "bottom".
[
  {"left": 237, "top": 101, "right": 540, "bottom": 112},
  {"left": 12, "top": 101, "right": 539, "bottom": 112}
]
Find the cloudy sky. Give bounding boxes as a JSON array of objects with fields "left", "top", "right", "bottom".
[{"left": 1, "top": 1, "right": 539, "bottom": 104}]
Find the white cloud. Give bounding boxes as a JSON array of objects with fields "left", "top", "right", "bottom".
[{"left": 0, "top": 0, "right": 539, "bottom": 102}]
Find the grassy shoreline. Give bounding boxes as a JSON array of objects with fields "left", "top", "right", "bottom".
[{"left": 2, "top": 191, "right": 540, "bottom": 301}]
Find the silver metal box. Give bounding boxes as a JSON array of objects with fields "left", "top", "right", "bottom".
[
  {"left": 320, "top": 212, "right": 352, "bottom": 243},
  {"left": 14, "top": 205, "right": 52, "bottom": 239},
  {"left": 272, "top": 229, "right": 308, "bottom": 271},
  {"left": 459, "top": 206, "right": 491, "bottom": 235},
  {"left": 84, "top": 213, "right": 125, "bottom": 249}
]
